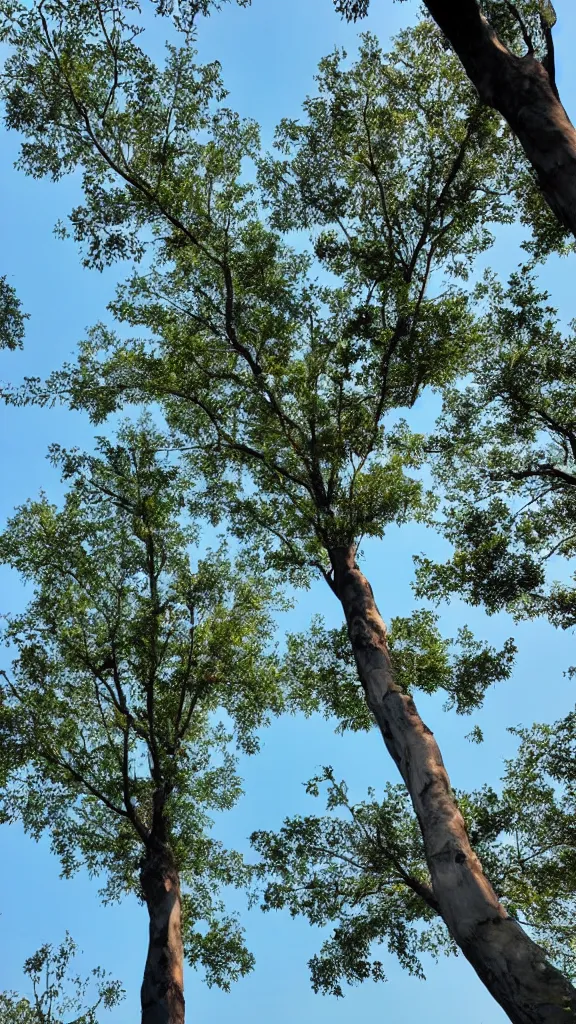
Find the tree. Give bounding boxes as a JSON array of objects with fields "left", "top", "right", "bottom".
[
  {"left": 1, "top": 2, "right": 574, "bottom": 1018},
  {"left": 413, "top": 271, "right": 576, "bottom": 630},
  {"left": 0, "top": 934, "right": 124, "bottom": 1024},
  {"left": 251, "top": 735, "right": 576, "bottom": 998},
  {"left": 0, "top": 421, "right": 288, "bottom": 1024},
  {"left": 252, "top": 766, "right": 455, "bottom": 998},
  {"left": 336, "top": 0, "right": 576, "bottom": 242}
]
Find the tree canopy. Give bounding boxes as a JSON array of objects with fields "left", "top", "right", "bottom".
[
  {"left": 414, "top": 271, "right": 576, "bottom": 634},
  {"left": 336, "top": 0, "right": 576, "bottom": 242},
  {"left": 0, "top": 420, "right": 289, "bottom": 995},
  {"left": 0, "top": 934, "right": 124, "bottom": 1024},
  {"left": 252, "top": 727, "right": 576, "bottom": 996},
  {"left": 2, "top": 1, "right": 576, "bottom": 1021}
]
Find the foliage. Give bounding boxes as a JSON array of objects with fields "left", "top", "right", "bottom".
[
  {"left": 335, "top": 0, "right": 557, "bottom": 53},
  {"left": 0, "top": 274, "right": 27, "bottom": 349},
  {"left": 414, "top": 272, "right": 576, "bottom": 630},
  {"left": 0, "top": 419, "right": 288, "bottom": 988},
  {"left": 0, "top": 1, "right": 564, "bottom": 1002},
  {"left": 474, "top": 1, "right": 558, "bottom": 53},
  {"left": 334, "top": 0, "right": 570, "bottom": 260},
  {"left": 279, "top": 611, "right": 515, "bottom": 742},
  {"left": 251, "top": 746, "right": 576, "bottom": 996},
  {"left": 282, "top": 619, "right": 373, "bottom": 734},
  {"left": 0, "top": 6, "right": 518, "bottom": 634},
  {"left": 482, "top": 710, "right": 576, "bottom": 980},
  {"left": 0, "top": 934, "right": 123, "bottom": 1023},
  {"left": 251, "top": 767, "right": 451, "bottom": 996},
  {"left": 333, "top": 0, "right": 370, "bottom": 21},
  {"left": 386, "top": 610, "right": 515, "bottom": 713},
  {"left": 285, "top": 608, "right": 515, "bottom": 727},
  {"left": 154, "top": 0, "right": 250, "bottom": 32}
]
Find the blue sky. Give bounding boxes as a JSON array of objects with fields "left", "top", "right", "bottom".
[{"left": 1, "top": 1, "right": 576, "bottom": 1021}]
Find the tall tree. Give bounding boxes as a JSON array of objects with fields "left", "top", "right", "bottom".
[
  {"left": 0, "top": 934, "right": 124, "bottom": 1024},
  {"left": 0, "top": 422, "right": 287, "bottom": 1024},
  {"left": 1, "top": 3, "right": 574, "bottom": 1018},
  {"left": 337, "top": 0, "right": 576, "bottom": 242}
]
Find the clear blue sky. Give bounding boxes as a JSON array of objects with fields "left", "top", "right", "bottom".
[{"left": 1, "top": 1, "right": 576, "bottom": 1021}]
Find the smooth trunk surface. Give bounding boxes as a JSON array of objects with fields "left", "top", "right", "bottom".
[{"left": 330, "top": 544, "right": 576, "bottom": 1023}]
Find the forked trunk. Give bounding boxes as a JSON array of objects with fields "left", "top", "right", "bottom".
[
  {"left": 330, "top": 544, "right": 576, "bottom": 1024},
  {"left": 140, "top": 839, "right": 185, "bottom": 1024},
  {"left": 424, "top": 0, "right": 576, "bottom": 238}
]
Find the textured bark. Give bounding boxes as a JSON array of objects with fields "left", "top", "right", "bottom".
[
  {"left": 140, "top": 840, "right": 185, "bottom": 1024},
  {"left": 329, "top": 543, "right": 576, "bottom": 1024},
  {"left": 422, "top": 0, "right": 576, "bottom": 238}
]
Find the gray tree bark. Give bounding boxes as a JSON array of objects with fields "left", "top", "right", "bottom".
[
  {"left": 329, "top": 543, "right": 576, "bottom": 1024},
  {"left": 140, "top": 839, "right": 185, "bottom": 1024}
]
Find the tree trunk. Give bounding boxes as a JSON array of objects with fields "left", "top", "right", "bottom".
[
  {"left": 329, "top": 543, "right": 576, "bottom": 1023},
  {"left": 422, "top": 0, "right": 576, "bottom": 238},
  {"left": 140, "top": 839, "right": 185, "bottom": 1024}
]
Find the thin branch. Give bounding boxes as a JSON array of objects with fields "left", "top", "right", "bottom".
[
  {"left": 46, "top": 748, "right": 129, "bottom": 820},
  {"left": 540, "top": 11, "right": 559, "bottom": 99},
  {"left": 361, "top": 95, "right": 402, "bottom": 272},
  {"left": 120, "top": 715, "right": 149, "bottom": 843},
  {"left": 505, "top": 2, "right": 535, "bottom": 55},
  {"left": 494, "top": 464, "right": 576, "bottom": 487}
]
